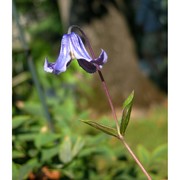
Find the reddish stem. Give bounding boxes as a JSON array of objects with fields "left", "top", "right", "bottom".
[{"left": 68, "top": 25, "right": 151, "bottom": 180}]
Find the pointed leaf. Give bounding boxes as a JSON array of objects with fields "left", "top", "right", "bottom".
[
  {"left": 59, "top": 136, "right": 72, "bottom": 164},
  {"left": 137, "top": 145, "right": 150, "bottom": 167},
  {"left": 12, "top": 163, "right": 19, "bottom": 180},
  {"left": 41, "top": 146, "right": 59, "bottom": 162},
  {"left": 122, "top": 90, "right": 134, "bottom": 108},
  {"left": 13, "top": 150, "right": 25, "bottom": 159},
  {"left": 81, "top": 120, "right": 119, "bottom": 138},
  {"left": 72, "top": 137, "right": 85, "bottom": 158},
  {"left": 12, "top": 115, "right": 30, "bottom": 129},
  {"left": 152, "top": 144, "right": 167, "bottom": 161},
  {"left": 35, "top": 132, "right": 60, "bottom": 149},
  {"left": 18, "top": 158, "right": 39, "bottom": 180},
  {"left": 120, "top": 90, "right": 134, "bottom": 136},
  {"left": 17, "top": 133, "right": 37, "bottom": 141}
]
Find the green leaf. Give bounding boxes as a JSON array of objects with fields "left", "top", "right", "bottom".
[
  {"left": 152, "top": 143, "right": 167, "bottom": 162},
  {"left": 122, "top": 90, "right": 134, "bottom": 108},
  {"left": 18, "top": 158, "right": 39, "bottom": 180},
  {"left": 13, "top": 150, "right": 25, "bottom": 159},
  {"left": 12, "top": 162, "right": 20, "bottom": 180},
  {"left": 22, "top": 102, "right": 44, "bottom": 117},
  {"left": 137, "top": 145, "right": 150, "bottom": 167},
  {"left": 81, "top": 120, "right": 118, "bottom": 138},
  {"left": 41, "top": 146, "right": 59, "bottom": 162},
  {"left": 28, "top": 149, "right": 39, "bottom": 158},
  {"left": 72, "top": 137, "right": 85, "bottom": 158},
  {"left": 17, "top": 133, "right": 37, "bottom": 141},
  {"left": 79, "top": 147, "right": 102, "bottom": 157},
  {"left": 35, "top": 132, "right": 60, "bottom": 149},
  {"left": 120, "top": 90, "right": 134, "bottom": 136},
  {"left": 12, "top": 115, "right": 30, "bottom": 129},
  {"left": 59, "top": 136, "right": 72, "bottom": 164}
]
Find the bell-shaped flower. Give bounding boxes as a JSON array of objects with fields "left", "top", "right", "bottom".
[{"left": 44, "top": 32, "right": 107, "bottom": 75}]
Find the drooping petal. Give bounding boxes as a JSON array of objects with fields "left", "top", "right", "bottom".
[
  {"left": 77, "top": 59, "right": 97, "bottom": 73},
  {"left": 70, "top": 32, "right": 92, "bottom": 62},
  {"left": 44, "top": 34, "right": 72, "bottom": 75},
  {"left": 70, "top": 33, "right": 108, "bottom": 73},
  {"left": 44, "top": 31, "right": 108, "bottom": 75},
  {"left": 77, "top": 49, "right": 108, "bottom": 73}
]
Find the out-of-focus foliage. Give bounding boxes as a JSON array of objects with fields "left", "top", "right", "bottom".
[
  {"left": 13, "top": 103, "right": 167, "bottom": 179},
  {"left": 13, "top": 0, "right": 167, "bottom": 179}
]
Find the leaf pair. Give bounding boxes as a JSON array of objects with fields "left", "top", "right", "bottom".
[{"left": 81, "top": 91, "right": 134, "bottom": 138}]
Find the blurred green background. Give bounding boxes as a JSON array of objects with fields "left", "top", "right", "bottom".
[{"left": 12, "top": 0, "right": 167, "bottom": 179}]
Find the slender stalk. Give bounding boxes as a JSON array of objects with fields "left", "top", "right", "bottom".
[
  {"left": 69, "top": 25, "right": 151, "bottom": 180},
  {"left": 121, "top": 138, "right": 152, "bottom": 180},
  {"left": 97, "top": 70, "right": 151, "bottom": 180},
  {"left": 96, "top": 70, "right": 122, "bottom": 138}
]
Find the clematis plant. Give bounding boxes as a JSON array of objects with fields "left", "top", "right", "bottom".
[
  {"left": 44, "top": 25, "right": 152, "bottom": 180},
  {"left": 44, "top": 32, "right": 107, "bottom": 74}
]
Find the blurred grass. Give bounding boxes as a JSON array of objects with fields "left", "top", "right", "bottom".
[
  {"left": 125, "top": 105, "right": 167, "bottom": 151},
  {"left": 91, "top": 104, "right": 167, "bottom": 152}
]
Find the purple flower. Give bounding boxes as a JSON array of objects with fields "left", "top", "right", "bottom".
[{"left": 44, "top": 32, "right": 107, "bottom": 75}]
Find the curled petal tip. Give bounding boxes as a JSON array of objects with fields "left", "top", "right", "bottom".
[
  {"left": 101, "top": 49, "right": 108, "bottom": 64},
  {"left": 91, "top": 49, "right": 108, "bottom": 65},
  {"left": 44, "top": 58, "right": 54, "bottom": 73}
]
